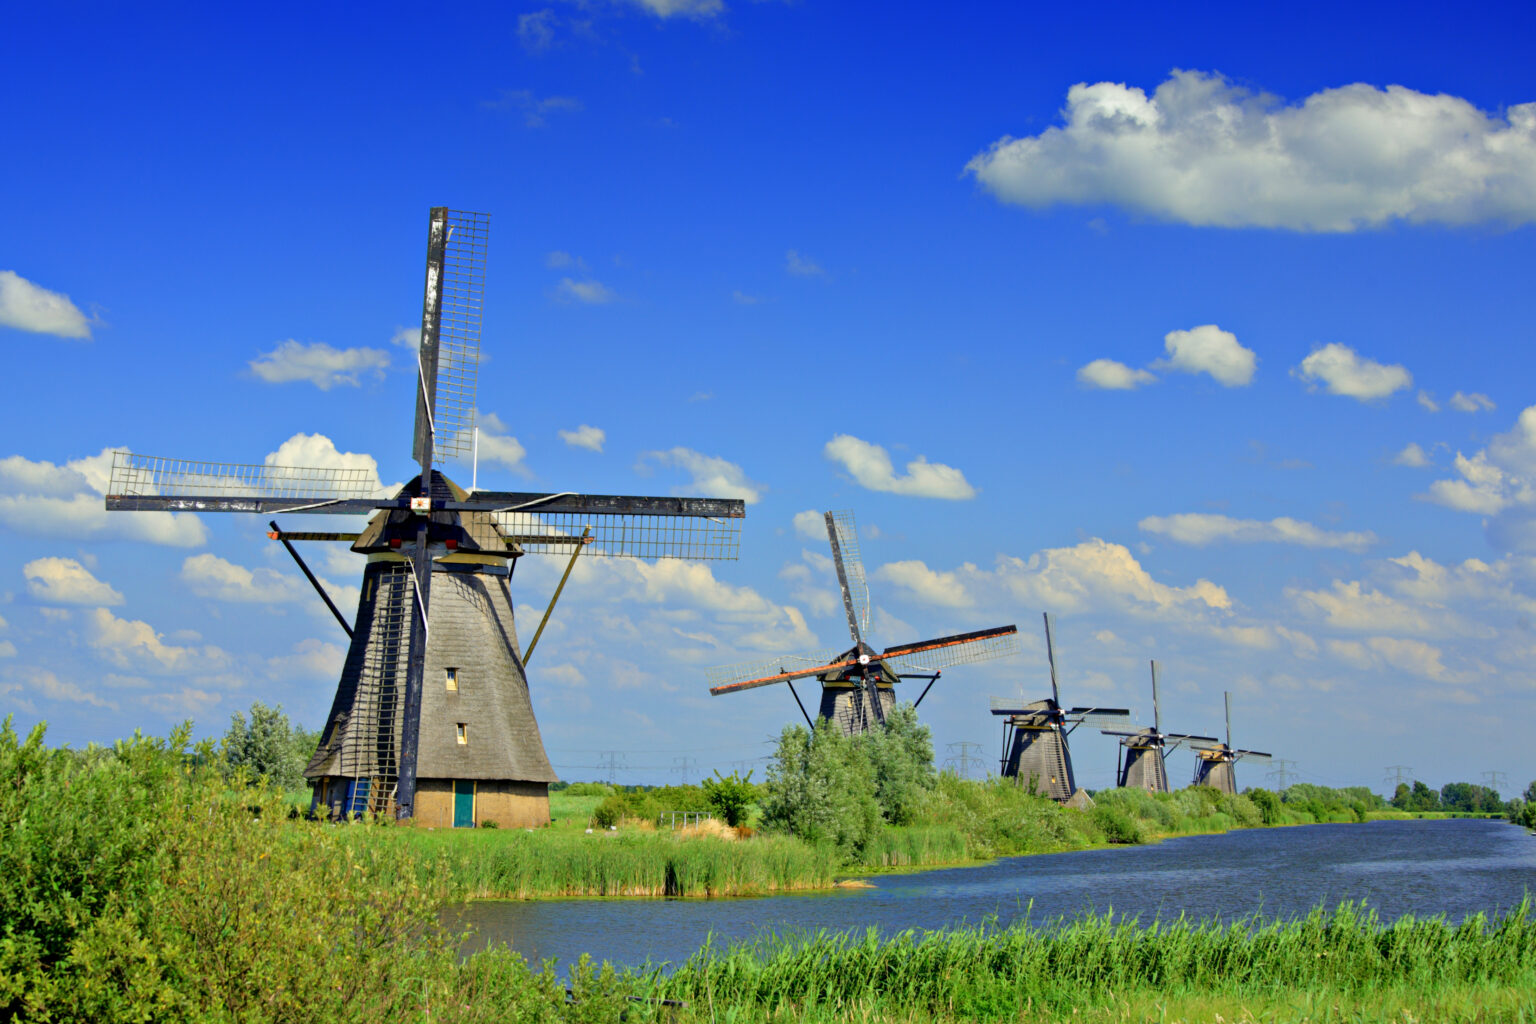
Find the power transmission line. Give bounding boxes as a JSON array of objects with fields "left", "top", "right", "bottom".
[
  {"left": 1482, "top": 770, "right": 1508, "bottom": 796},
  {"left": 1384, "top": 764, "right": 1412, "bottom": 790},
  {"left": 1266, "top": 759, "right": 1298, "bottom": 790},
  {"left": 943, "top": 741, "right": 987, "bottom": 779}
]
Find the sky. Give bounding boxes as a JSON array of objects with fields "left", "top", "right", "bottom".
[{"left": 3, "top": 0, "right": 1535, "bottom": 798}]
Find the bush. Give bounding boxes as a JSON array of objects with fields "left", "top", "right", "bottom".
[{"left": 701, "top": 769, "right": 757, "bottom": 827}]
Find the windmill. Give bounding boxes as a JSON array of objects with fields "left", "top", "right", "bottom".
[
  {"left": 1191, "top": 691, "right": 1271, "bottom": 794},
  {"left": 707, "top": 510, "right": 1018, "bottom": 735},
  {"left": 105, "top": 207, "right": 746, "bottom": 827},
  {"left": 1099, "top": 661, "right": 1219, "bottom": 793},
  {"left": 991, "top": 612, "right": 1130, "bottom": 802}
]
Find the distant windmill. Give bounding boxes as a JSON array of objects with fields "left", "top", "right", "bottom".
[
  {"left": 991, "top": 613, "right": 1130, "bottom": 802},
  {"left": 707, "top": 510, "right": 1018, "bottom": 735},
  {"left": 106, "top": 207, "right": 746, "bottom": 827},
  {"left": 1100, "top": 661, "right": 1219, "bottom": 793},
  {"left": 1191, "top": 691, "right": 1271, "bottom": 793}
]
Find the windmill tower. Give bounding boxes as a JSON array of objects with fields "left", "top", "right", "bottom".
[
  {"left": 1099, "top": 661, "right": 1218, "bottom": 793},
  {"left": 105, "top": 207, "right": 746, "bottom": 827},
  {"left": 991, "top": 613, "right": 1130, "bottom": 802},
  {"left": 1191, "top": 691, "right": 1271, "bottom": 794},
  {"left": 708, "top": 510, "right": 1018, "bottom": 735}
]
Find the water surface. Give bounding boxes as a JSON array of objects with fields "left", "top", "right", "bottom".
[{"left": 454, "top": 819, "right": 1535, "bottom": 968}]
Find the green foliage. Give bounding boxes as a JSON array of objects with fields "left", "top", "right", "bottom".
[
  {"left": 591, "top": 783, "right": 712, "bottom": 829},
  {"left": 701, "top": 769, "right": 757, "bottom": 826},
  {"left": 1284, "top": 781, "right": 1381, "bottom": 822},
  {"left": 563, "top": 780, "right": 618, "bottom": 797},
  {"left": 1247, "top": 786, "right": 1283, "bottom": 825},
  {"left": 1391, "top": 779, "right": 1441, "bottom": 812},
  {"left": 220, "top": 700, "right": 315, "bottom": 791},
  {"left": 1440, "top": 780, "right": 1506, "bottom": 813},
  {"left": 863, "top": 704, "right": 935, "bottom": 825}
]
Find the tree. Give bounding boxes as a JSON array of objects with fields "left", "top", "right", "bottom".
[
  {"left": 761, "top": 720, "right": 880, "bottom": 857},
  {"left": 222, "top": 701, "right": 311, "bottom": 790},
  {"left": 701, "top": 769, "right": 757, "bottom": 827},
  {"left": 864, "top": 704, "right": 936, "bottom": 825},
  {"left": 1391, "top": 782, "right": 1411, "bottom": 809},
  {"left": 1407, "top": 780, "right": 1439, "bottom": 812}
]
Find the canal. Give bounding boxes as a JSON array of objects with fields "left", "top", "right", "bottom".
[{"left": 454, "top": 818, "right": 1536, "bottom": 968}]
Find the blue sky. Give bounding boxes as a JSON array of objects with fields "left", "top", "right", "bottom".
[{"left": 3, "top": 0, "right": 1534, "bottom": 796}]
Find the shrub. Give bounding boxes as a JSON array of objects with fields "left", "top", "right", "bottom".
[{"left": 701, "top": 769, "right": 757, "bottom": 827}]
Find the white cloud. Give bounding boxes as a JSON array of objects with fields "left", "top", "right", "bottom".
[
  {"left": 519, "top": 9, "right": 557, "bottom": 51},
  {"left": 7, "top": 666, "right": 117, "bottom": 709},
  {"left": 24, "top": 557, "right": 124, "bottom": 605},
  {"left": 1156, "top": 325, "right": 1255, "bottom": 386},
  {"left": 140, "top": 687, "right": 224, "bottom": 718},
  {"left": 1423, "top": 406, "right": 1536, "bottom": 523},
  {"left": 966, "top": 70, "right": 1536, "bottom": 231},
  {"left": 785, "top": 250, "right": 823, "bottom": 277},
  {"left": 476, "top": 412, "right": 529, "bottom": 473},
  {"left": 626, "top": 0, "right": 723, "bottom": 17},
  {"left": 824, "top": 434, "right": 976, "bottom": 500},
  {"left": 559, "top": 424, "right": 606, "bottom": 452},
  {"left": 482, "top": 89, "right": 583, "bottom": 128},
  {"left": 1294, "top": 343, "right": 1412, "bottom": 400},
  {"left": 1138, "top": 513, "right": 1377, "bottom": 551},
  {"left": 732, "top": 290, "right": 761, "bottom": 305},
  {"left": 1290, "top": 579, "right": 1445, "bottom": 636},
  {"left": 993, "top": 539, "right": 1231, "bottom": 617},
  {"left": 0, "top": 271, "right": 92, "bottom": 338},
  {"left": 264, "top": 434, "right": 388, "bottom": 495},
  {"left": 248, "top": 340, "right": 390, "bottom": 390},
  {"left": 390, "top": 327, "right": 421, "bottom": 351},
  {"left": 1417, "top": 390, "right": 1440, "bottom": 413},
  {"left": 1449, "top": 391, "right": 1496, "bottom": 413},
  {"left": 1328, "top": 635, "right": 1456, "bottom": 681},
  {"left": 1393, "top": 443, "right": 1431, "bottom": 468},
  {"left": 86, "top": 608, "right": 231, "bottom": 675},
  {"left": 642, "top": 448, "right": 764, "bottom": 503},
  {"left": 1077, "top": 358, "right": 1155, "bottom": 390},
  {"left": 266, "top": 638, "right": 346, "bottom": 680},
  {"left": 556, "top": 278, "right": 616, "bottom": 304},
  {"left": 0, "top": 450, "right": 208, "bottom": 547},
  {"left": 793, "top": 510, "right": 825, "bottom": 540},
  {"left": 876, "top": 560, "right": 976, "bottom": 608},
  {"left": 545, "top": 251, "right": 586, "bottom": 270},
  {"left": 0, "top": 641, "right": 15, "bottom": 659},
  {"left": 180, "top": 553, "right": 318, "bottom": 604}
]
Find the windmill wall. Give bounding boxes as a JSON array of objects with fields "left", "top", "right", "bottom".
[
  {"left": 307, "top": 555, "right": 559, "bottom": 827},
  {"left": 1119, "top": 745, "right": 1169, "bottom": 793},
  {"left": 1193, "top": 758, "right": 1237, "bottom": 794},
  {"left": 818, "top": 683, "right": 896, "bottom": 736},
  {"left": 1004, "top": 724, "right": 1076, "bottom": 801}
]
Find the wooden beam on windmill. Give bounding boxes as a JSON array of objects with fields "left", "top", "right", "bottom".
[{"left": 104, "top": 205, "right": 747, "bottom": 828}]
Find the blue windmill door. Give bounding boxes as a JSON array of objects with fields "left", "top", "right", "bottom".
[{"left": 453, "top": 780, "right": 475, "bottom": 828}]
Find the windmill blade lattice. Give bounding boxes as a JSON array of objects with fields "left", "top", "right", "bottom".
[
  {"left": 491, "top": 509, "right": 741, "bottom": 560},
  {"left": 825, "top": 510, "right": 871, "bottom": 641},
  {"left": 108, "top": 451, "right": 387, "bottom": 509},
  {"left": 879, "top": 625, "right": 1019, "bottom": 674},
  {"left": 430, "top": 209, "right": 488, "bottom": 465},
  {"left": 706, "top": 649, "right": 845, "bottom": 693}
]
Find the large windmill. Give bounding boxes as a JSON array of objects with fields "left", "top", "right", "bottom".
[
  {"left": 1099, "top": 661, "right": 1219, "bottom": 793},
  {"left": 991, "top": 613, "right": 1130, "bottom": 801},
  {"left": 105, "top": 207, "right": 746, "bottom": 827},
  {"left": 1191, "top": 691, "right": 1271, "bottom": 794},
  {"left": 707, "top": 510, "right": 1018, "bottom": 735}
]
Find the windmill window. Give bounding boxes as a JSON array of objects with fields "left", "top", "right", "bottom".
[
  {"left": 445, "top": 667, "right": 458, "bottom": 691},
  {"left": 456, "top": 723, "right": 467, "bottom": 745}
]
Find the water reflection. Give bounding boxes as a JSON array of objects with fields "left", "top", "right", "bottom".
[{"left": 452, "top": 819, "right": 1535, "bottom": 969}]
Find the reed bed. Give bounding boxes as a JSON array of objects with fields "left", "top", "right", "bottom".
[
  {"left": 355, "top": 826, "right": 839, "bottom": 898},
  {"left": 643, "top": 900, "right": 1536, "bottom": 1020}
]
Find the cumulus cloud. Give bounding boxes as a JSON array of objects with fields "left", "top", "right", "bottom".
[
  {"left": 264, "top": 434, "right": 388, "bottom": 495},
  {"left": 0, "top": 271, "right": 92, "bottom": 338},
  {"left": 1449, "top": 391, "right": 1496, "bottom": 413},
  {"left": 248, "top": 340, "right": 390, "bottom": 390},
  {"left": 966, "top": 69, "right": 1536, "bottom": 231},
  {"left": 1417, "top": 390, "right": 1440, "bottom": 413},
  {"left": 824, "top": 434, "right": 976, "bottom": 500},
  {"left": 1077, "top": 358, "right": 1155, "bottom": 390},
  {"left": 1156, "top": 325, "right": 1256, "bottom": 386},
  {"left": 876, "top": 560, "right": 975, "bottom": 608},
  {"left": 555, "top": 278, "right": 616, "bottom": 304},
  {"left": 390, "top": 327, "right": 421, "bottom": 351},
  {"left": 266, "top": 638, "right": 346, "bottom": 680},
  {"left": 1327, "top": 636, "right": 1456, "bottom": 681},
  {"left": 8, "top": 666, "right": 117, "bottom": 709},
  {"left": 180, "top": 553, "right": 322, "bottom": 604},
  {"left": 1393, "top": 443, "right": 1432, "bottom": 468},
  {"left": 994, "top": 538, "right": 1231, "bottom": 617},
  {"left": 476, "top": 412, "right": 529, "bottom": 473},
  {"left": 1422, "top": 406, "right": 1536, "bottom": 526},
  {"left": 793, "top": 510, "right": 826, "bottom": 540},
  {"left": 642, "top": 448, "right": 764, "bottom": 503},
  {"left": 559, "top": 424, "right": 606, "bottom": 452},
  {"left": 785, "top": 250, "right": 823, "bottom": 277},
  {"left": 24, "top": 557, "right": 124, "bottom": 605},
  {"left": 1290, "top": 579, "right": 1446, "bottom": 636},
  {"left": 626, "top": 0, "right": 723, "bottom": 17},
  {"left": 1294, "top": 343, "right": 1412, "bottom": 400},
  {"left": 0, "top": 450, "right": 207, "bottom": 547},
  {"left": 482, "top": 89, "right": 583, "bottom": 128},
  {"left": 86, "top": 608, "right": 231, "bottom": 674},
  {"left": 1138, "top": 513, "right": 1377, "bottom": 551}
]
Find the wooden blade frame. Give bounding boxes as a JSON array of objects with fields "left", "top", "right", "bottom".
[{"left": 709, "top": 625, "right": 1018, "bottom": 695}]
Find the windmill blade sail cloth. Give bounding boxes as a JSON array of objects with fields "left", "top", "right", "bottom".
[{"left": 708, "top": 625, "right": 1018, "bottom": 695}]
